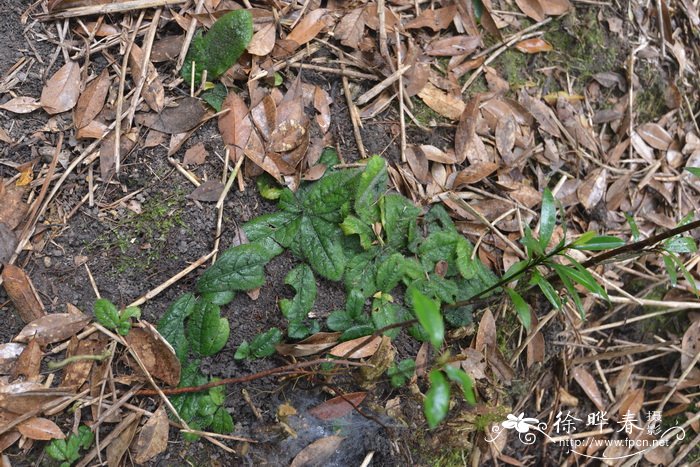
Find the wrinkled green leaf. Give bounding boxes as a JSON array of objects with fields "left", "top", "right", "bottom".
[
  {"left": 344, "top": 249, "right": 379, "bottom": 297},
  {"left": 388, "top": 359, "right": 415, "bottom": 387},
  {"left": 201, "top": 82, "right": 227, "bottom": 111},
  {"left": 382, "top": 194, "right": 421, "bottom": 250},
  {"left": 340, "top": 215, "right": 376, "bottom": 250},
  {"left": 355, "top": 155, "right": 387, "bottom": 223},
  {"left": 443, "top": 365, "right": 476, "bottom": 405},
  {"left": 257, "top": 173, "right": 283, "bottom": 200},
  {"left": 300, "top": 169, "right": 359, "bottom": 222},
  {"left": 94, "top": 299, "right": 120, "bottom": 330},
  {"left": 300, "top": 215, "right": 346, "bottom": 281},
  {"left": 506, "top": 288, "right": 531, "bottom": 330},
  {"left": 243, "top": 211, "right": 297, "bottom": 259},
  {"left": 280, "top": 264, "right": 316, "bottom": 321},
  {"left": 376, "top": 252, "right": 406, "bottom": 292},
  {"left": 157, "top": 293, "right": 197, "bottom": 362},
  {"left": 371, "top": 298, "right": 400, "bottom": 338},
  {"left": 197, "top": 243, "right": 269, "bottom": 294},
  {"left": 410, "top": 288, "right": 444, "bottom": 349},
  {"left": 235, "top": 327, "right": 282, "bottom": 360},
  {"left": 187, "top": 300, "right": 229, "bottom": 356},
  {"left": 181, "top": 10, "right": 254, "bottom": 85},
  {"left": 425, "top": 370, "right": 450, "bottom": 428},
  {"left": 211, "top": 407, "right": 234, "bottom": 434}
]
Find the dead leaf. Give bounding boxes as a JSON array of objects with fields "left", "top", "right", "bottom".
[
  {"left": 515, "top": 0, "right": 545, "bottom": 21},
  {"left": 572, "top": 367, "right": 605, "bottom": 412},
  {"left": 0, "top": 344, "right": 24, "bottom": 375},
  {"left": 405, "top": 145, "right": 430, "bottom": 183},
  {"left": 0, "top": 382, "right": 70, "bottom": 414},
  {"left": 187, "top": 180, "right": 225, "bottom": 202},
  {"left": 144, "top": 130, "right": 166, "bottom": 148},
  {"left": 358, "top": 336, "right": 395, "bottom": 385},
  {"left": 455, "top": 95, "right": 491, "bottom": 164},
  {"left": 515, "top": 38, "right": 553, "bottom": 53},
  {"left": 129, "top": 44, "right": 165, "bottom": 113},
  {"left": 460, "top": 348, "right": 487, "bottom": 379},
  {"left": 290, "top": 435, "right": 345, "bottom": 467},
  {"left": 74, "top": 69, "right": 110, "bottom": 129},
  {"left": 302, "top": 163, "right": 327, "bottom": 181},
  {"left": 124, "top": 325, "right": 180, "bottom": 387},
  {"left": 14, "top": 313, "right": 90, "bottom": 346},
  {"left": 247, "top": 22, "right": 276, "bottom": 56},
  {"left": 405, "top": 5, "right": 457, "bottom": 31},
  {"left": 40, "top": 61, "right": 81, "bottom": 115},
  {"left": 73, "top": 21, "right": 119, "bottom": 37},
  {"left": 0, "top": 431, "right": 20, "bottom": 453},
  {"left": 107, "top": 415, "right": 140, "bottom": 467},
  {"left": 474, "top": 308, "right": 497, "bottom": 352},
  {"left": 313, "top": 86, "right": 331, "bottom": 134},
  {"left": 135, "top": 97, "right": 207, "bottom": 134},
  {"left": 420, "top": 144, "right": 457, "bottom": 164},
  {"left": 452, "top": 162, "right": 498, "bottom": 188},
  {"left": 540, "top": 0, "right": 572, "bottom": 14},
  {"left": 286, "top": 9, "right": 331, "bottom": 49},
  {"left": 417, "top": 82, "right": 465, "bottom": 120},
  {"left": 637, "top": 123, "right": 673, "bottom": 150},
  {"left": 17, "top": 417, "right": 64, "bottom": 441},
  {"left": 425, "top": 35, "right": 480, "bottom": 56},
  {"left": 0, "top": 224, "right": 17, "bottom": 265},
  {"left": 151, "top": 35, "right": 184, "bottom": 62},
  {"left": 1, "top": 264, "right": 45, "bottom": 324},
  {"left": 219, "top": 92, "right": 252, "bottom": 161},
  {"left": 0, "top": 182, "right": 29, "bottom": 230},
  {"left": 618, "top": 388, "right": 643, "bottom": 417},
  {"left": 681, "top": 321, "right": 699, "bottom": 371},
  {"left": 333, "top": 8, "right": 366, "bottom": 48},
  {"left": 0, "top": 97, "right": 41, "bottom": 114},
  {"left": 10, "top": 339, "right": 42, "bottom": 381},
  {"left": 577, "top": 168, "right": 607, "bottom": 210},
  {"left": 245, "top": 130, "right": 283, "bottom": 182},
  {"left": 250, "top": 95, "right": 276, "bottom": 141},
  {"left": 329, "top": 335, "right": 382, "bottom": 359},
  {"left": 526, "top": 314, "right": 545, "bottom": 368},
  {"left": 495, "top": 115, "right": 517, "bottom": 160},
  {"left": 308, "top": 392, "right": 367, "bottom": 420},
  {"left": 269, "top": 119, "right": 307, "bottom": 154},
  {"left": 60, "top": 335, "right": 105, "bottom": 390},
  {"left": 276, "top": 332, "right": 340, "bottom": 357},
  {"left": 76, "top": 119, "right": 109, "bottom": 140},
  {"left": 183, "top": 142, "right": 208, "bottom": 165},
  {"left": 99, "top": 130, "right": 137, "bottom": 179},
  {"left": 133, "top": 406, "right": 169, "bottom": 463}
]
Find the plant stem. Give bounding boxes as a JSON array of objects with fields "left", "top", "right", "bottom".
[{"left": 47, "top": 351, "right": 112, "bottom": 370}]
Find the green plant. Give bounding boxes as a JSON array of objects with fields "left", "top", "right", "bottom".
[
  {"left": 94, "top": 299, "right": 140, "bottom": 335},
  {"left": 45, "top": 425, "right": 94, "bottom": 467}
]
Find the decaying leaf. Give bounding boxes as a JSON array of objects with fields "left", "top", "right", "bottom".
[
  {"left": 577, "top": 168, "right": 607, "bottom": 210},
  {"left": 405, "top": 5, "right": 457, "bottom": 31},
  {"left": 425, "top": 35, "right": 480, "bottom": 56},
  {"left": 637, "top": 122, "right": 673, "bottom": 150},
  {"left": 106, "top": 415, "right": 140, "bottom": 467},
  {"left": 0, "top": 180, "right": 29, "bottom": 231},
  {"left": 290, "top": 435, "right": 345, "bottom": 467},
  {"left": 60, "top": 335, "right": 105, "bottom": 390},
  {"left": 183, "top": 142, "right": 208, "bottom": 165},
  {"left": 129, "top": 44, "right": 165, "bottom": 112},
  {"left": 572, "top": 367, "right": 605, "bottom": 412},
  {"left": 0, "top": 382, "right": 70, "bottom": 414},
  {"left": 40, "top": 61, "right": 81, "bottom": 115},
  {"left": 135, "top": 97, "right": 207, "bottom": 134},
  {"left": 10, "top": 338, "right": 42, "bottom": 381},
  {"left": 0, "top": 343, "right": 24, "bottom": 375},
  {"left": 333, "top": 7, "right": 366, "bottom": 48},
  {"left": 1, "top": 264, "right": 46, "bottom": 324},
  {"left": 124, "top": 325, "right": 181, "bottom": 387},
  {"left": 187, "top": 180, "right": 225, "bottom": 202},
  {"left": 14, "top": 313, "right": 90, "bottom": 346},
  {"left": 329, "top": 335, "right": 382, "bottom": 359},
  {"left": 276, "top": 332, "right": 340, "bottom": 357},
  {"left": 417, "top": 82, "right": 465, "bottom": 120},
  {"left": 17, "top": 417, "right": 64, "bottom": 441},
  {"left": 0, "top": 97, "right": 41, "bottom": 114},
  {"left": 515, "top": 0, "right": 545, "bottom": 21},
  {"left": 681, "top": 321, "right": 699, "bottom": 371},
  {"left": 73, "top": 68, "right": 110, "bottom": 129},
  {"left": 99, "top": 130, "right": 137, "bottom": 179},
  {"left": 308, "top": 392, "right": 367, "bottom": 420},
  {"left": 219, "top": 92, "right": 253, "bottom": 161},
  {"left": 133, "top": 406, "right": 169, "bottom": 464},
  {"left": 151, "top": 35, "right": 184, "bottom": 62},
  {"left": 286, "top": 9, "right": 332, "bottom": 49},
  {"left": 247, "top": 22, "right": 276, "bottom": 56},
  {"left": 455, "top": 95, "right": 490, "bottom": 164}
]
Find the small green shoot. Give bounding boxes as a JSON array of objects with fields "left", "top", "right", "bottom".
[
  {"left": 45, "top": 426, "right": 94, "bottom": 467},
  {"left": 94, "top": 299, "right": 140, "bottom": 335}
]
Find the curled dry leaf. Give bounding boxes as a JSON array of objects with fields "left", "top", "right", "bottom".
[
  {"left": 474, "top": 308, "right": 497, "bottom": 352},
  {"left": 313, "top": 86, "right": 331, "bottom": 134},
  {"left": 426, "top": 35, "right": 480, "bottom": 57},
  {"left": 14, "top": 313, "right": 90, "bottom": 346},
  {"left": 129, "top": 44, "right": 165, "bottom": 113},
  {"left": 515, "top": 38, "right": 553, "bottom": 53},
  {"left": 455, "top": 95, "right": 491, "bottom": 164},
  {"left": 247, "top": 22, "right": 276, "bottom": 56},
  {"left": 404, "top": 5, "right": 457, "bottom": 31},
  {"left": 60, "top": 335, "right": 106, "bottom": 390},
  {"left": 187, "top": 180, "right": 225, "bottom": 202},
  {"left": 0, "top": 182, "right": 28, "bottom": 230},
  {"left": 0, "top": 97, "right": 41, "bottom": 114},
  {"left": 1, "top": 264, "right": 46, "bottom": 324},
  {"left": 73, "top": 68, "right": 110, "bottom": 129},
  {"left": 405, "top": 145, "right": 430, "bottom": 183},
  {"left": 518, "top": 90, "right": 561, "bottom": 138},
  {"left": 577, "top": 168, "right": 607, "bottom": 210},
  {"left": 135, "top": 97, "right": 207, "bottom": 134},
  {"left": 515, "top": 0, "right": 545, "bottom": 21},
  {"left": 290, "top": 435, "right": 345, "bottom": 467},
  {"left": 124, "top": 325, "right": 181, "bottom": 387},
  {"left": 133, "top": 405, "right": 170, "bottom": 464},
  {"left": 76, "top": 119, "right": 109, "bottom": 140},
  {"left": 151, "top": 35, "right": 185, "bottom": 62},
  {"left": 637, "top": 122, "right": 673, "bottom": 150},
  {"left": 617, "top": 388, "right": 644, "bottom": 417},
  {"left": 40, "top": 61, "right": 81, "bottom": 115},
  {"left": 0, "top": 343, "right": 24, "bottom": 375},
  {"left": 329, "top": 335, "right": 382, "bottom": 359},
  {"left": 572, "top": 367, "right": 605, "bottom": 412},
  {"left": 251, "top": 95, "right": 277, "bottom": 141},
  {"left": 10, "top": 338, "right": 42, "bottom": 381},
  {"left": 308, "top": 392, "right": 367, "bottom": 420},
  {"left": 276, "top": 332, "right": 340, "bottom": 357},
  {"left": 17, "top": 417, "right": 64, "bottom": 441}
]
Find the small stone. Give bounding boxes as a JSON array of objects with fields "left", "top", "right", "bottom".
[{"left": 43, "top": 256, "right": 51, "bottom": 267}]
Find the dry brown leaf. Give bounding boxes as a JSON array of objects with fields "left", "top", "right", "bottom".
[
  {"left": 460, "top": 348, "right": 487, "bottom": 380},
  {"left": 308, "top": 392, "right": 367, "bottom": 420},
  {"left": 518, "top": 91, "right": 561, "bottom": 137},
  {"left": 269, "top": 119, "right": 307, "bottom": 154},
  {"left": 405, "top": 5, "right": 457, "bottom": 31},
  {"left": 124, "top": 325, "right": 180, "bottom": 387},
  {"left": 425, "top": 35, "right": 480, "bottom": 56},
  {"left": 0, "top": 344, "right": 24, "bottom": 375},
  {"left": 681, "top": 321, "right": 699, "bottom": 371},
  {"left": 474, "top": 308, "right": 497, "bottom": 352},
  {"left": 251, "top": 95, "right": 276, "bottom": 141},
  {"left": 495, "top": 115, "right": 517, "bottom": 160},
  {"left": 245, "top": 130, "right": 283, "bottom": 182},
  {"left": 76, "top": 119, "right": 109, "bottom": 140},
  {"left": 333, "top": 7, "right": 366, "bottom": 48},
  {"left": 276, "top": 332, "right": 340, "bottom": 357},
  {"left": 17, "top": 417, "right": 64, "bottom": 441},
  {"left": 364, "top": 5, "right": 400, "bottom": 32},
  {"left": 637, "top": 122, "right": 673, "bottom": 150},
  {"left": 0, "top": 224, "right": 17, "bottom": 264},
  {"left": 40, "top": 61, "right": 81, "bottom": 115},
  {"left": 0, "top": 382, "right": 70, "bottom": 414},
  {"left": 417, "top": 82, "right": 465, "bottom": 120},
  {"left": 73, "top": 68, "right": 110, "bottom": 129},
  {"left": 219, "top": 92, "right": 252, "bottom": 161},
  {"left": 526, "top": 314, "right": 544, "bottom": 368},
  {"left": 618, "top": 388, "right": 643, "bottom": 417},
  {"left": 183, "top": 142, "right": 207, "bottom": 165},
  {"left": 247, "top": 22, "right": 276, "bottom": 56},
  {"left": 0, "top": 97, "right": 41, "bottom": 114},
  {"left": 515, "top": 37, "right": 553, "bottom": 53},
  {"left": 539, "top": 0, "right": 572, "bottom": 14},
  {"left": 0, "top": 182, "right": 28, "bottom": 231},
  {"left": 99, "top": 130, "right": 137, "bottom": 179},
  {"left": 515, "top": 0, "right": 544, "bottom": 21},
  {"left": 107, "top": 415, "right": 140, "bottom": 467},
  {"left": 14, "top": 313, "right": 90, "bottom": 346},
  {"left": 60, "top": 335, "right": 106, "bottom": 390},
  {"left": 329, "top": 335, "right": 382, "bottom": 359},
  {"left": 133, "top": 406, "right": 169, "bottom": 463},
  {"left": 10, "top": 339, "right": 42, "bottom": 381},
  {"left": 144, "top": 130, "right": 166, "bottom": 148},
  {"left": 313, "top": 86, "right": 331, "bottom": 134},
  {"left": 187, "top": 180, "right": 225, "bottom": 202},
  {"left": 129, "top": 44, "right": 164, "bottom": 113},
  {"left": 1, "top": 264, "right": 45, "bottom": 324},
  {"left": 572, "top": 366, "right": 605, "bottom": 412},
  {"left": 455, "top": 95, "right": 491, "bottom": 164},
  {"left": 290, "top": 435, "right": 345, "bottom": 467},
  {"left": 420, "top": 144, "right": 457, "bottom": 164},
  {"left": 577, "top": 168, "right": 607, "bottom": 210},
  {"left": 0, "top": 431, "right": 20, "bottom": 453},
  {"left": 135, "top": 97, "right": 207, "bottom": 134},
  {"left": 151, "top": 35, "right": 184, "bottom": 62},
  {"left": 286, "top": 9, "right": 331, "bottom": 49},
  {"left": 452, "top": 162, "right": 498, "bottom": 188},
  {"left": 405, "top": 145, "right": 430, "bottom": 183},
  {"left": 302, "top": 163, "right": 327, "bottom": 181}
]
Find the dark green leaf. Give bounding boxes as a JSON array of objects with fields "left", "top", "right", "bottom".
[
  {"left": 539, "top": 188, "right": 556, "bottom": 248},
  {"left": 181, "top": 10, "right": 254, "bottom": 85},
  {"left": 382, "top": 193, "right": 421, "bottom": 249},
  {"left": 319, "top": 147, "right": 340, "bottom": 168},
  {"left": 94, "top": 299, "right": 120, "bottom": 330},
  {"left": 371, "top": 298, "right": 400, "bottom": 338},
  {"left": 211, "top": 407, "right": 234, "bottom": 434},
  {"left": 418, "top": 231, "right": 462, "bottom": 274},
  {"left": 376, "top": 253, "right": 406, "bottom": 292},
  {"left": 551, "top": 263, "right": 585, "bottom": 317},
  {"left": 409, "top": 288, "right": 444, "bottom": 349},
  {"left": 573, "top": 235, "right": 625, "bottom": 251},
  {"left": 340, "top": 215, "right": 376, "bottom": 250},
  {"left": 443, "top": 365, "right": 476, "bottom": 405},
  {"left": 563, "top": 257, "right": 609, "bottom": 300},
  {"left": 243, "top": 211, "right": 297, "bottom": 259},
  {"left": 246, "top": 328, "right": 282, "bottom": 359},
  {"left": 530, "top": 271, "right": 561, "bottom": 310},
  {"left": 340, "top": 324, "right": 375, "bottom": 340},
  {"left": 197, "top": 243, "right": 269, "bottom": 294},
  {"left": 299, "top": 215, "right": 346, "bottom": 280},
  {"left": 669, "top": 253, "right": 699, "bottom": 295},
  {"left": 157, "top": 293, "right": 197, "bottom": 362},
  {"left": 664, "top": 236, "right": 698, "bottom": 254},
  {"left": 280, "top": 264, "right": 316, "bottom": 322},
  {"left": 187, "top": 300, "right": 229, "bottom": 356},
  {"left": 663, "top": 254, "right": 678, "bottom": 285},
  {"left": 355, "top": 155, "right": 388, "bottom": 223},
  {"left": 201, "top": 290, "right": 235, "bottom": 306},
  {"left": 200, "top": 82, "right": 227, "bottom": 111},
  {"left": 505, "top": 288, "right": 531, "bottom": 330},
  {"left": 424, "top": 204, "right": 456, "bottom": 234},
  {"left": 425, "top": 370, "right": 450, "bottom": 428},
  {"left": 301, "top": 169, "right": 359, "bottom": 222},
  {"left": 521, "top": 225, "right": 544, "bottom": 258},
  {"left": 344, "top": 249, "right": 379, "bottom": 298}
]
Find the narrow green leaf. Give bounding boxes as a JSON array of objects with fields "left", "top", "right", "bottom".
[
  {"left": 530, "top": 271, "right": 561, "bottom": 310},
  {"left": 669, "top": 253, "right": 699, "bottom": 295},
  {"left": 522, "top": 225, "right": 544, "bottom": 258},
  {"left": 539, "top": 188, "right": 556, "bottom": 248},
  {"left": 664, "top": 236, "right": 698, "bottom": 254},
  {"left": 685, "top": 167, "right": 700, "bottom": 178},
  {"left": 424, "top": 370, "right": 450, "bottom": 428},
  {"left": 505, "top": 288, "right": 531, "bottom": 330},
  {"left": 573, "top": 235, "right": 625, "bottom": 251},
  {"left": 624, "top": 213, "right": 640, "bottom": 241},
  {"left": 552, "top": 263, "right": 585, "bottom": 317},
  {"left": 564, "top": 257, "right": 609, "bottom": 300},
  {"left": 443, "top": 365, "right": 476, "bottom": 405},
  {"left": 409, "top": 288, "right": 444, "bottom": 349},
  {"left": 663, "top": 254, "right": 678, "bottom": 286}
]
